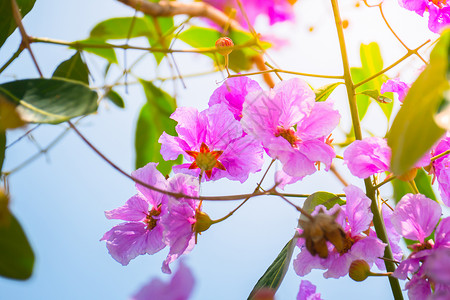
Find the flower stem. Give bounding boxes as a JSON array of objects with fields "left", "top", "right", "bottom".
[
  {"left": 330, "top": 0, "right": 403, "bottom": 299},
  {"left": 431, "top": 149, "right": 450, "bottom": 162},
  {"left": 409, "top": 180, "right": 419, "bottom": 194}
]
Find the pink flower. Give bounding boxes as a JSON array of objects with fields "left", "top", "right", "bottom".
[
  {"left": 391, "top": 193, "right": 450, "bottom": 299},
  {"left": 161, "top": 174, "right": 201, "bottom": 274},
  {"left": 101, "top": 163, "right": 169, "bottom": 266},
  {"left": 131, "top": 261, "right": 195, "bottom": 300},
  {"left": 293, "top": 185, "right": 386, "bottom": 279},
  {"left": 381, "top": 78, "right": 410, "bottom": 103},
  {"left": 432, "top": 135, "right": 450, "bottom": 206},
  {"left": 202, "top": 0, "right": 295, "bottom": 28},
  {"left": 344, "top": 136, "right": 431, "bottom": 178},
  {"left": 241, "top": 78, "right": 340, "bottom": 186},
  {"left": 398, "top": 0, "right": 450, "bottom": 33},
  {"left": 297, "top": 280, "right": 322, "bottom": 300},
  {"left": 159, "top": 103, "right": 264, "bottom": 182},
  {"left": 208, "top": 77, "right": 262, "bottom": 121}
]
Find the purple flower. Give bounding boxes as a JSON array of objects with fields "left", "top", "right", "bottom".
[
  {"left": 381, "top": 78, "right": 410, "bottom": 103},
  {"left": 101, "top": 163, "right": 168, "bottom": 266},
  {"left": 159, "top": 103, "right": 264, "bottom": 182},
  {"left": 297, "top": 280, "right": 322, "bottom": 300},
  {"left": 208, "top": 77, "right": 262, "bottom": 120},
  {"left": 398, "top": 0, "right": 450, "bottom": 33},
  {"left": 432, "top": 135, "right": 450, "bottom": 206},
  {"left": 344, "top": 136, "right": 431, "bottom": 179},
  {"left": 293, "top": 185, "right": 386, "bottom": 279},
  {"left": 344, "top": 137, "right": 391, "bottom": 179},
  {"left": 131, "top": 261, "right": 195, "bottom": 300},
  {"left": 241, "top": 78, "right": 340, "bottom": 185},
  {"left": 161, "top": 174, "right": 200, "bottom": 274},
  {"left": 391, "top": 193, "right": 450, "bottom": 299},
  {"left": 203, "top": 0, "right": 295, "bottom": 28}
]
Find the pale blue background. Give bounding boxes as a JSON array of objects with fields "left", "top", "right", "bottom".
[{"left": 0, "top": 0, "right": 435, "bottom": 299}]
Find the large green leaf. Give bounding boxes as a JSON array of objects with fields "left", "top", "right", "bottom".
[
  {"left": 0, "top": 78, "right": 98, "bottom": 124},
  {"left": 351, "top": 43, "right": 394, "bottom": 121},
  {"left": 135, "top": 80, "right": 181, "bottom": 175},
  {"left": 388, "top": 31, "right": 450, "bottom": 175},
  {"left": 90, "top": 17, "right": 157, "bottom": 40},
  {"left": 0, "top": 213, "right": 34, "bottom": 280},
  {"left": 314, "top": 82, "right": 343, "bottom": 102},
  {"left": 0, "top": 133, "right": 5, "bottom": 174},
  {"left": 52, "top": 52, "right": 89, "bottom": 85},
  {"left": 392, "top": 168, "right": 437, "bottom": 203},
  {"left": 0, "top": 0, "right": 36, "bottom": 48},
  {"left": 178, "top": 26, "right": 270, "bottom": 72},
  {"left": 73, "top": 39, "right": 118, "bottom": 64},
  {"left": 247, "top": 238, "right": 296, "bottom": 299},
  {"left": 302, "top": 192, "right": 345, "bottom": 216}
]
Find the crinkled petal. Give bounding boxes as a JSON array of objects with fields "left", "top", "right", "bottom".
[
  {"left": 159, "top": 132, "right": 192, "bottom": 161},
  {"left": 343, "top": 137, "right": 390, "bottom": 178},
  {"left": 131, "top": 162, "right": 167, "bottom": 207},
  {"left": 170, "top": 107, "right": 205, "bottom": 149},
  {"left": 398, "top": 0, "right": 427, "bottom": 16},
  {"left": 298, "top": 139, "right": 335, "bottom": 171},
  {"left": 391, "top": 194, "right": 442, "bottom": 243},
  {"left": 323, "top": 252, "right": 353, "bottom": 279},
  {"left": 343, "top": 185, "right": 373, "bottom": 235},
  {"left": 380, "top": 78, "right": 410, "bottom": 103},
  {"left": 423, "top": 248, "right": 450, "bottom": 285},
  {"left": 275, "top": 169, "right": 304, "bottom": 189},
  {"left": 293, "top": 246, "right": 330, "bottom": 276},
  {"left": 428, "top": 5, "right": 450, "bottom": 34},
  {"left": 279, "top": 149, "right": 317, "bottom": 178},
  {"left": 349, "top": 236, "right": 387, "bottom": 265},
  {"left": 435, "top": 217, "right": 450, "bottom": 248},
  {"left": 203, "top": 104, "right": 243, "bottom": 149},
  {"left": 105, "top": 194, "right": 149, "bottom": 222},
  {"left": 297, "top": 280, "right": 322, "bottom": 300},
  {"left": 297, "top": 101, "right": 340, "bottom": 140},
  {"left": 208, "top": 77, "right": 262, "bottom": 120},
  {"left": 393, "top": 257, "right": 421, "bottom": 280},
  {"left": 101, "top": 222, "right": 165, "bottom": 266},
  {"left": 406, "top": 275, "right": 432, "bottom": 300}
]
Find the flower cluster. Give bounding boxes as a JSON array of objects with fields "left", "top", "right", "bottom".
[{"left": 398, "top": 0, "right": 450, "bottom": 33}]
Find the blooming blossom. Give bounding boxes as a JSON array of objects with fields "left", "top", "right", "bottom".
[
  {"left": 241, "top": 78, "right": 340, "bottom": 186},
  {"left": 101, "top": 163, "right": 169, "bottom": 266},
  {"left": 432, "top": 135, "right": 450, "bottom": 206},
  {"left": 131, "top": 261, "right": 195, "bottom": 300},
  {"left": 297, "top": 280, "right": 322, "bottom": 300},
  {"left": 398, "top": 0, "right": 450, "bottom": 33},
  {"left": 381, "top": 78, "right": 410, "bottom": 103},
  {"left": 203, "top": 0, "right": 295, "bottom": 28},
  {"left": 293, "top": 185, "right": 386, "bottom": 279},
  {"left": 159, "top": 103, "right": 264, "bottom": 182},
  {"left": 208, "top": 77, "right": 262, "bottom": 120},
  {"left": 391, "top": 193, "right": 450, "bottom": 300},
  {"left": 344, "top": 136, "right": 431, "bottom": 179}
]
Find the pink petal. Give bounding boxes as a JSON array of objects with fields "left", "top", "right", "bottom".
[
  {"left": 343, "top": 185, "right": 373, "bottom": 235},
  {"left": 297, "top": 102, "right": 340, "bottom": 140},
  {"left": 131, "top": 163, "right": 167, "bottom": 207},
  {"left": 105, "top": 194, "right": 149, "bottom": 221},
  {"left": 435, "top": 217, "right": 450, "bottom": 248}
]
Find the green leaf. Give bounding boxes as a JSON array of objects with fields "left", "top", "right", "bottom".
[
  {"left": 135, "top": 80, "right": 181, "bottom": 175},
  {"left": 388, "top": 31, "right": 450, "bottom": 175},
  {"left": 302, "top": 192, "right": 345, "bottom": 218},
  {"left": 74, "top": 39, "right": 118, "bottom": 64},
  {"left": 0, "top": 0, "right": 36, "bottom": 48},
  {"left": 359, "top": 89, "right": 392, "bottom": 104},
  {"left": 178, "top": 26, "right": 270, "bottom": 72},
  {"left": 0, "top": 78, "right": 98, "bottom": 124},
  {"left": 106, "top": 89, "right": 125, "bottom": 108},
  {"left": 0, "top": 213, "right": 34, "bottom": 280},
  {"left": 392, "top": 168, "right": 437, "bottom": 203},
  {"left": 0, "top": 133, "right": 5, "bottom": 174},
  {"left": 248, "top": 238, "right": 296, "bottom": 299},
  {"left": 314, "top": 82, "right": 343, "bottom": 102},
  {"left": 351, "top": 43, "right": 394, "bottom": 120},
  {"left": 52, "top": 52, "right": 89, "bottom": 85},
  {"left": 90, "top": 17, "right": 157, "bottom": 40}
]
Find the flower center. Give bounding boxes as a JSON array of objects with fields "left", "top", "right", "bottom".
[
  {"left": 145, "top": 206, "right": 161, "bottom": 230},
  {"left": 185, "top": 142, "right": 226, "bottom": 178},
  {"left": 408, "top": 240, "right": 434, "bottom": 253},
  {"left": 338, "top": 233, "right": 356, "bottom": 255},
  {"left": 429, "top": 0, "right": 447, "bottom": 8},
  {"left": 275, "top": 126, "right": 301, "bottom": 148}
]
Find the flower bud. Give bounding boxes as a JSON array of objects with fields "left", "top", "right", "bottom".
[
  {"left": 349, "top": 260, "right": 371, "bottom": 282},
  {"left": 251, "top": 288, "right": 275, "bottom": 300},
  {"left": 215, "top": 37, "right": 234, "bottom": 56},
  {"left": 397, "top": 168, "right": 418, "bottom": 182},
  {"left": 193, "top": 210, "right": 212, "bottom": 233}
]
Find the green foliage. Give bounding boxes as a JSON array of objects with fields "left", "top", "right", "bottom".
[
  {"left": 359, "top": 89, "right": 392, "bottom": 104},
  {"left": 52, "top": 52, "right": 89, "bottom": 84},
  {"left": 135, "top": 80, "right": 181, "bottom": 175},
  {"left": 0, "top": 78, "right": 98, "bottom": 124},
  {"left": 0, "top": 0, "right": 36, "bottom": 48},
  {"left": 388, "top": 31, "right": 450, "bottom": 175},
  {"left": 392, "top": 168, "right": 437, "bottom": 204},
  {"left": 314, "top": 82, "right": 343, "bottom": 102},
  {"left": 178, "top": 26, "right": 271, "bottom": 72},
  {"left": 105, "top": 89, "right": 125, "bottom": 109},
  {"left": 247, "top": 238, "right": 296, "bottom": 299},
  {"left": 0, "top": 214, "right": 35, "bottom": 280},
  {"left": 302, "top": 192, "right": 345, "bottom": 215},
  {"left": 0, "top": 133, "right": 5, "bottom": 174},
  {"left": 351, "top": 43, "right": 393, "bottom": 120},
  {"left": 72, "top": 39, "right": 118, "bottom": 64}
]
